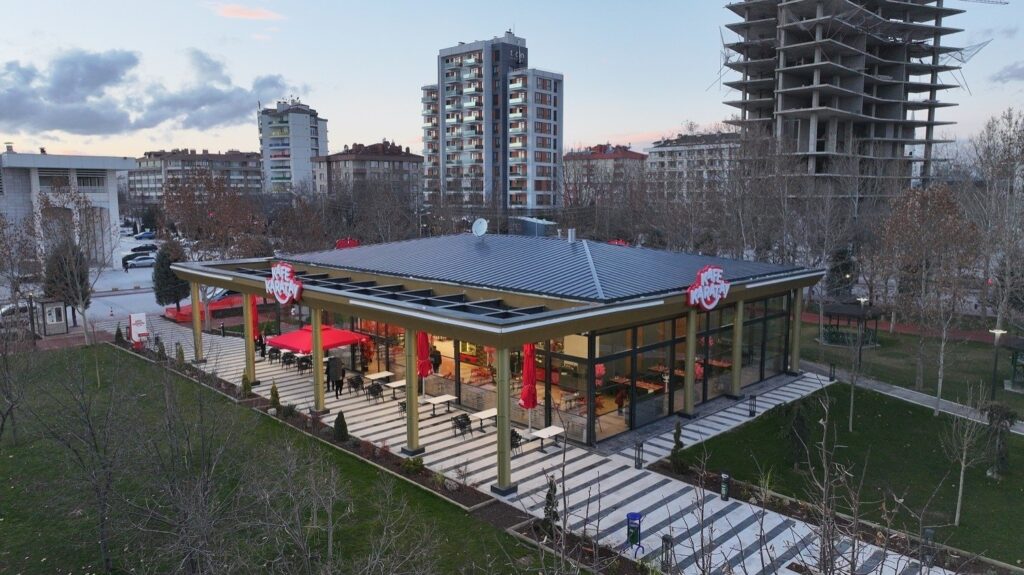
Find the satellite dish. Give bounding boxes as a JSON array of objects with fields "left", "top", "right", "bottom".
[{"left": 471, "top": 218, "right": 489, "bottom": 237}]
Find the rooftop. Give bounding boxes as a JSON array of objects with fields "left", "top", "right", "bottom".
[
  {"left": 0, "top": 149, "right": 135, "bottom": 170},
  {"left": 315, "top": 140, "right": 423, "bottom": 162},
  {"left": 650, "top": 132, "right": 741, "bottom": 149},
  {"left": 564, "top": 144, "right": 646, "bottom": 162},
  {"left": 284, "top": 234, "right": 805, "bottom": 304}
]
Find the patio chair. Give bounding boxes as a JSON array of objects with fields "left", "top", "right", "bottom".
[
  {"left": 281, "top": 352, "right": 296, "bottom": 367},
  {"left": 367, "top": 382, "right": 384, "bottom": 403},
  {"left": 510, "top": 429, "right": 524, "bottom": 455},
  {"left": 268, "top": 348, "right": 281, "bottom": 364},
  {"left": 347, "top": 375, "right": 364, "bottom": 395},
  {"left": 397, "top": 401, "right": 406, "bottom": 418},
  {"left": 297, "top": 356, "right": 313, "bottom": 374},
  {"left": 451, "top": 413, "right": 473, "bottom": 437}
]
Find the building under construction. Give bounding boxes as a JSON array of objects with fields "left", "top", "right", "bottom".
[{"left": 724, "top": 0, "right": 964, "bottom": 189}]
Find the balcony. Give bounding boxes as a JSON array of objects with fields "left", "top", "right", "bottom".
[
  {"left": 509, "top": 154, "right": 527, "bottom": 163},
  {"left": 422, "top": 107, "right": 438, "bottom": 116},
  {"left": 509, "top": 92, "right": 527, "bottom": 104},
  {"left": 466, "top": 156, "right": 483, "bottom": 164},
  {"left": 464, "top": 56, "right": 479, "bottom": 66},
  {"left": 509, "top": 169, "right": 527, "bottom": 178},
  {"left": 464, "top": 84, "right": 480, "bottom": 94},
  {"left": 464, "top": 114, "right": 482, "bottom": 123},
  {"left": 464, "top": 68, "right": 481, "bottom": 80},
  {"left": 509, "top": 111, "right": 526, "bottom": 120},
  {"left": 445, "top": 103, "right": 461, "bottom": 112},
  {"left": 509, "top": 80, "right": 527, "bottom": 90},
  {"left": 422, "top": 120, "right": 438, "bottom": 128},
  {"left": 509, "top": 124, "right": 526, "bottom": 134},
  {"left": 421, "top": 94, "right": 438, "bottom": 103},
  {"left": 509, "top": 139, "right": 526, "bottom": 148},
  {"left": 464, "top": 99, "right": 482, "bottom": 108}
]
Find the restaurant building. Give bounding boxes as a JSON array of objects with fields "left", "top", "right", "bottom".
[{"left": 172, "top": 233, "right": 821, "bottom": 494}]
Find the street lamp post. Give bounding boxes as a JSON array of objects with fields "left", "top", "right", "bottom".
[
  {"left": 990, "top": 328, "right": 1008, "bottom": 401},
  {"left": 856, "top": 297, "right": 869, "bottom": 367}
]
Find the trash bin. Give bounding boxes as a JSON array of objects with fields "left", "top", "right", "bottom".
[{"left": 626, "top": 511, "right": 643, "bottom": 546}]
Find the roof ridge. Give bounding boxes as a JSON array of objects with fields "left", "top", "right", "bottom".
[{"left": 580, "top": 240, "right": 605, "bottom": 300}]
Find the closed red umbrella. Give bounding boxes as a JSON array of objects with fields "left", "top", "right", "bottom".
[
  {"left": 518, "top": 343, "right": 537, "bottom": 431},
  {"left": 416, "top": 332, "right": 432, "bottom": 378},
  {"left": 249, "top": 295, "right": 260, "bottom": 340}
]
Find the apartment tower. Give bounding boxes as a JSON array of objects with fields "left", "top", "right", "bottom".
[
  {"left": 422, "top": 31, "right": 563, "bottom": 215},
  {"left": 724, "top": 0, "right": 962, "bottom": 187},
  {"left": 258, "top": 99, "right": 329, "bottom": 193}
]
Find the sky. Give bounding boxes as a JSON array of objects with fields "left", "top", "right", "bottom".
[{"left": 1, "top": 0, "right": 1022, "bottom": 158}]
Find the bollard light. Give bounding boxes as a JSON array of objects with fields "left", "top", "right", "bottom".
[
  {"left": 634, "top": 441, "right": 644, "bottom": 469},
  {"left": 720, "top": 473, "right": 731, "bottom": 501},
  {"left": 923, "top": 527, "right": 936, "bottom": 567},
  {"left": 661, "top": 533, "right": 673, "bottom": 571},
  {"left": 829, "top": 362, "right": 836, "bottom": 381},
  {"left": 220, "top": 322, "right": 226, "bottom": 337},
  {"left": 748, "top": 394, "right": 757, "bottom": 417}
]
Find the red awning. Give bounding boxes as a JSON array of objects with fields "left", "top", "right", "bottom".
[{"left": 266, "top": 325, "right": 368, "bottom": 354}]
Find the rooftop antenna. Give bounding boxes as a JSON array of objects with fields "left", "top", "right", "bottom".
[{"left": 471, "top": 218, "right": 488, "bottom": 239}]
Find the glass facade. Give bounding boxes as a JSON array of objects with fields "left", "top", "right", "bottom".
[{"left": 351, "top": 292, "right": 793, "bottom": 445}]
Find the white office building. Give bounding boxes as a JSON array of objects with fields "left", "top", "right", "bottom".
[
  {"left": 0, "top": 143, "right": 135, "bottom": 266},
  {"left": 258, "top": 99, "right": 329, "bottom": 193}
]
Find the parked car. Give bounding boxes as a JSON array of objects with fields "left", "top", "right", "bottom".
[
  {"left": 121, "top": 252, "right": 149, "bottom": 267},
  {"left": 131, "top": 244, "right": 158, "bottom": 253},
  {"left": 119, "top": 229, "right": 135, "bottom": 237},
  {"left": 127, "top": 256, "right": 156, "bottom": 268},
  {"left": 135, "top": 231, "right": 156, "bottom": 240},
  {"left": 0, "top": 301, "right": 31, "bottom": 317}
]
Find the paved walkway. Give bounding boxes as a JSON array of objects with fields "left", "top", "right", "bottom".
[
  {"left": 98, "top": 316, "right": 950, "bottom": 575},
  {"left": 806, "top": 361, "right": 1024, "bottom": 437}
]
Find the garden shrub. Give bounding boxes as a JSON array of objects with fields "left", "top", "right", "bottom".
[{"left": 333, "top": 411, "right": 349, "bottom": 442}]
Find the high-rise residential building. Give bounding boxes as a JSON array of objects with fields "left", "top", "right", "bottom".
[
  {"left": 562, "top": 144, "right": 646, "bottom": 206},
  {"left": 312, "top": 139, "right": 423, "bottom": 197},
  {"left": 258, "top": 99, "right": 328, "bottom": 193},
  {"left": 127, "top": 149, "right": 262, "bottom": 204},
  {"left": 0, "top": 143, "right": 134, "bottom": 266},
  {"left": 421, "top": 31, "right": 564, "bottom": 214},
  {"left": 724, "top": 0, "right": 962, "bottom": 186},
  {"left": 645, "top": 133, "right": 740, "bottom": 199}
]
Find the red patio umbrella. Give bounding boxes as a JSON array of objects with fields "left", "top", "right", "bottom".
[
  {"left": 416, "top": 332, "right": 432, "bottom": 378},
  {"left": 518, "top": 343, "right": 537, "bottom": 431},
  {"left": 266, "top": 325, "right": 367, "bottom": 354}
]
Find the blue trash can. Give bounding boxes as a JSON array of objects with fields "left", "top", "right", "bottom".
[{"left": 626, "top": 512, "right": 644, "bottom": 556}]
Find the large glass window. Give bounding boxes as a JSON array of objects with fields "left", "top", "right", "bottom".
[
  {"left": 596, "top": 328, "right": 631, "bottom": 357},
  {"left": 634, "top": 343, "right": 670, "bottom": 427},
  {"left": 594, "top": 356, "right": 630, "bottom": 442}
]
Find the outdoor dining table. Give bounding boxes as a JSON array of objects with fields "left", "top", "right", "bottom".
[
  {"left": 470, "top": 407, "right": 497, "bottom": 431},
  {"left": 365, "top": 371, "right": 394, "bottom": 384},
  {"left": 426, "top": 394, "right": 457, "bottom": 416},
  {"left": 384, "top": 379, "right": 406, "bottom": 400},
  {"left": 531, "top": 425, "right": 565, "bottom": 452}
]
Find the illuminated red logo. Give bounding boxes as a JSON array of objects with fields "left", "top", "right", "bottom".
[
  {"left": 687, "top": 265, "right": 730, "bottom": 311},
  {"left": 265, "top": 262, "right": 303, "bottom": 305}
]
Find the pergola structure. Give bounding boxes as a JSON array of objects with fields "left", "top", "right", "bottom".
[{"left": 172, "top": 234, "right": 823, "bottom": 495}]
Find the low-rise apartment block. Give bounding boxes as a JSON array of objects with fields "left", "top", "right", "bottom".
[{"left": 127, "top": 149, "right": 262, "bottom": 203}]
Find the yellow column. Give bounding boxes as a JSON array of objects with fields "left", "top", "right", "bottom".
[
  {"left": 190, "top": 282, "right": 204, "bottom": 363},
  {"left": 311, "top": 307, "right": 326, "bottom": 412},
  {"left": 242, "top": 293, "right": 256, "bottom": 385},
  {"left": 401, "top": 328, "right": 423, "bottom": 455},
  {"left": 684, "top": 308, "right": 697, "bottom": 415},
  {"left": 731, "top": 300, "right": 744, "bottom": 397},
  {"left": 790, "top": 288, "right": 804, "bottom": 373},
  {"left": 492, "top": 347, "right": 516, "bottom": 495}
]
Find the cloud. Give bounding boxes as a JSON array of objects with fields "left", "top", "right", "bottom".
[
  {"left": 0, "top": 48, "right": 295, "bottom": 136},
  {"left": 214, "top": 3, "right": 284, "bottom": 20},
  {"left": 991, "top": 61, "right": 1024, "bottom": 84}
]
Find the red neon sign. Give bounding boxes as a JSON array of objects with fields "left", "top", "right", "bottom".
[
  {"left": 265, "top": 262, "right": 303, "bottom": 305},
  {"left": 686, "top": 265, "right": 730, "bottom": 311}
]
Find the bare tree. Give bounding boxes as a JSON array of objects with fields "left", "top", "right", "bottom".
[
  {"left": 940, "top": 388, "right": 988, "bottom": 527},
  {"left": 346, "top": 476, "right": 439, "bottom": 575},
  {"left": 28, "top": 350, "right": 135, "bottom": 573}
]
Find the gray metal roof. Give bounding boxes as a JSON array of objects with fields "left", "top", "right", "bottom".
[{"left": 284, "top": 234, "right": 805, "bottom": 303}]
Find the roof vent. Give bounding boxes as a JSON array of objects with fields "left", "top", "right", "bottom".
[
  {"left": 567, "top": 228, "right": 576, "bottom": 243},
  {"left": 4, "top": 142, "right": 13, "bottom": 153}
]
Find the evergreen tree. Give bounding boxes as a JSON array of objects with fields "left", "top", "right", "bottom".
[
  {"left": 333, "top": 410, "right": 349, "bottom": 442},
  {"left": 152, "top": 240, "right": 190, "bottom": 312}
]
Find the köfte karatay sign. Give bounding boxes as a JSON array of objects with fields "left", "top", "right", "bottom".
[
  {"left": 687, "top": 265, "right": 730, "bottom": 311},
  {"left": 265, "top": 262, "right": 303, "bottom": 305}
]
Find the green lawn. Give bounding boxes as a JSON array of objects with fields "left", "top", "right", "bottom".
[
  {"left": 800, "top": 322, "right": 1024, "bottom": 413},
  {"left": 678, "top": 384, "right": 1024, "bottom": 565},
  {"left": 0, "top": 345, "right": 530, "bottom": 573}
]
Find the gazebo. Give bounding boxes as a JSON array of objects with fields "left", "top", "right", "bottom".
[
  {"left": 820, "top": 302, "right": 883, "bottom": 347},
  {"left": 999, "top": 335, "right": 1024, "bottom": 392}
]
